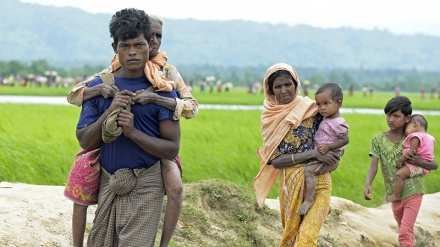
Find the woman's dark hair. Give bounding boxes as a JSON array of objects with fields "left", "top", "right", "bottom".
[
  {"left": 267, "top": 70, "right": 297, "bottom": 95},
  {"left": 109, "top": 8, "right": 152, "bottom": 44},
  {"left": 315, "top": 82, "right": 343, "bottom": 102},
  {"left": 384, "top": 96, "right": 412, "bottom": 116}
]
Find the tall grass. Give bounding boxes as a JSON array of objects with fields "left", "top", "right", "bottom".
[
  {"left": 0, "top": 104, "right": 80, "bottom": 184},
  {"left": 1, "top": 103, "right": 439, "bottom": 207}
]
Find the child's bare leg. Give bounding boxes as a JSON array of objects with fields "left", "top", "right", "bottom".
[
  {"left": 72, "top": 203, "right": 88, "bottom": 247},
  {"left": 160, "top": 159, "right": 183, "bottom": 247},
  {"left": 297, "top": 164, "right": 319, "bottom": 215},
  {"left": 386, "top": 166, "right": 411, "bottom": 202}
]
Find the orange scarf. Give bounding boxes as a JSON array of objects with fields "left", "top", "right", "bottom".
[
  {"left": 253, "top": 63, "right": 317, "bottom": 208},
  {"left": 110, "top": 51, "right": 175, "bottom": 92}
]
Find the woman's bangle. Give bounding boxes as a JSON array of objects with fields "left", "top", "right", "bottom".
[{"left": 291, "top": 154, "right": 295, "bottom": 164}]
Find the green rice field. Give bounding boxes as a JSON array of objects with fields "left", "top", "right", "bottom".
[{"left": 1, "top": 86, "right": 439, "bottom": 207}]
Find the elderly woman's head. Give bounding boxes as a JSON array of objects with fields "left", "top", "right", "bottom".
[
  {"left": 267, "top": 70, "right": 298, "bottom": 104},
  {"left": 263, "top": 63, "right": 301, "bottom": 105}
]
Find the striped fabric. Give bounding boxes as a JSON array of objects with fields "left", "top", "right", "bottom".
[{"left": 87, "top": 163, "right": 165, "bottom": 246}]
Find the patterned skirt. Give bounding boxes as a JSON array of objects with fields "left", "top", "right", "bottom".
[{"left": 278, "top": 165, "right": 332, "bottom": 247}]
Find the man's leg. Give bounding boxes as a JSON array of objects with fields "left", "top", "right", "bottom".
[
  {"left": 72, "top": 203, "right": 88, "bottom": 247},
  {"left": 160, "top": 159, "right": 183, "bottom": 247}
]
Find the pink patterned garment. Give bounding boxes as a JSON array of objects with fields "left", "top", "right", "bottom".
[{"left": 64, "top": 149, "right": 100, "bottom": 205}]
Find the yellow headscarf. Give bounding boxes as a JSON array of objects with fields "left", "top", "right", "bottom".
[{"left": 253, "top": 63, "right": 318, "bottom": 208}]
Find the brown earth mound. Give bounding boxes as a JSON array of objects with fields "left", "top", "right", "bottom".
[{"left": 1, "top": 180, "right": 439, "bottom": 246}]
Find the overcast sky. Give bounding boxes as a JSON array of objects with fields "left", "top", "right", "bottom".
[{"left": 20, "top": 0, "right": 440, "bottom": 37}]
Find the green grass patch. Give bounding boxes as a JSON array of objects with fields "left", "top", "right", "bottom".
[
  {"left": 0, "top": 84, "right": 73, "bottom": 96},
  {"left": 1, "top": 103, "right": 439, "bottom": 208},
  {"left": 0, "top": 104, "right": 80, "bottom": 184}
]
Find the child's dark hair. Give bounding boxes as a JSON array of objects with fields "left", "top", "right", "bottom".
[
  {"left": 411, "top": 114, "right": 428, "bottom": 131},
  {"left": 109, "top": 8, "right": 152, "bottom": 45},
  {"left": 267, "top": 70, "right": 298, "bottom": 95},
  {"left": 315, "top": 82, "right": 343, "bottom": 102},
  {"left": 384, "top": 96, "right": 412, "bottom": 116}
]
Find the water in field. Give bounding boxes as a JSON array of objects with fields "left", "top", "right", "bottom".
[{"left": 1, "top": 95, "right": 439, "bottom": 116}]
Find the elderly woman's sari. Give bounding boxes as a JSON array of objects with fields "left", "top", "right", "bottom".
[{"left": 253, "top": 63, "right": 331, "bottom": 246}]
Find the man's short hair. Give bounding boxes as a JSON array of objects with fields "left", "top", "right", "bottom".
[{"left": 109, "top": 8, "right": 152, "bottom": 44}]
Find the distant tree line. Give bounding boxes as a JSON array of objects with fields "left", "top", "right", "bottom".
[
  {"left": 1, "top": 59, "right": 439, "bottom": 92},
  {"left": 0, "top": 59, "right": 105, "bottom": 80},
  {"left": 178, "top": 64, "right": 440, "bottom": 93}
]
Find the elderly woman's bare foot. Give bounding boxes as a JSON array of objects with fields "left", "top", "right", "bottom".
[{"left": 297, "top": 200, "right": 314, "bottom": 215}]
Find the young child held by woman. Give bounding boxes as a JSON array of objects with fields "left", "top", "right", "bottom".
[
  {"left": 297, "top": 82, "right": 349, "bottom": 215},
  {"left": 385, "top": 114, "right": 435, "bottom": 202}
]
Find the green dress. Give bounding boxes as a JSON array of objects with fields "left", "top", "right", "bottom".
[{"left": 370, "top": 132, "right": 425, "bottom": 200}]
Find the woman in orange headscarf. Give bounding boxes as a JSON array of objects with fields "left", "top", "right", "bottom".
[{"left": 253, "top": 63, "right": 339, "bottom": 246}]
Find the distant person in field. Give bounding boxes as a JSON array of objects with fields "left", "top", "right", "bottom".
[
  {"left": 362, "top": 85, "right": 368, "bottom": 97},
  {"left": 368, "top": 85, "right": 374, "bottom": 97},
  {"left": 395, "top": 85, "right": 401, "bottom": 96},
  {"left": 386, "top": 114, "right": 435, "bottom": 202},
  {"left": 420, "top": 86, "right": 425, "bottom": 100},
  {"left": 364, "top": 96, "right": 438, "bottom": 247},
  {"left": 348, "top": 84, "right": 354, "bottom": 97},
  {"left": 297, "top": 82, "right": 349, "bottom": 215},
  {"left": 253, "top": 63, "right": 340, "bottom": 246},
  {"left": 65, "top": 13, "right": 196, "bottom": 247}
]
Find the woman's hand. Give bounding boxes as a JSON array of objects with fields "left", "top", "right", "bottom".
[
  {"left": 404, "top": 152, "right": 424, "bottom": 166},
  {"left": 315, "top": 150, "right": 340, "bottom": 166},
  {"left": 312, "top": 151, "right": 340, "bottom": 174},
  {"left": 314, "top": 161, "right": 339, "bottom": 175},
  {"left": 405, "top": 151, "right": 438, "bottom": 170}
]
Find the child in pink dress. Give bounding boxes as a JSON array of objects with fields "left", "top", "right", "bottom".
[
  {"left": 386, "top": 114, "right": 435, "bottom": 202},
  {"left": 297, "top": 82, "right": 349, "bottom": 215}
]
